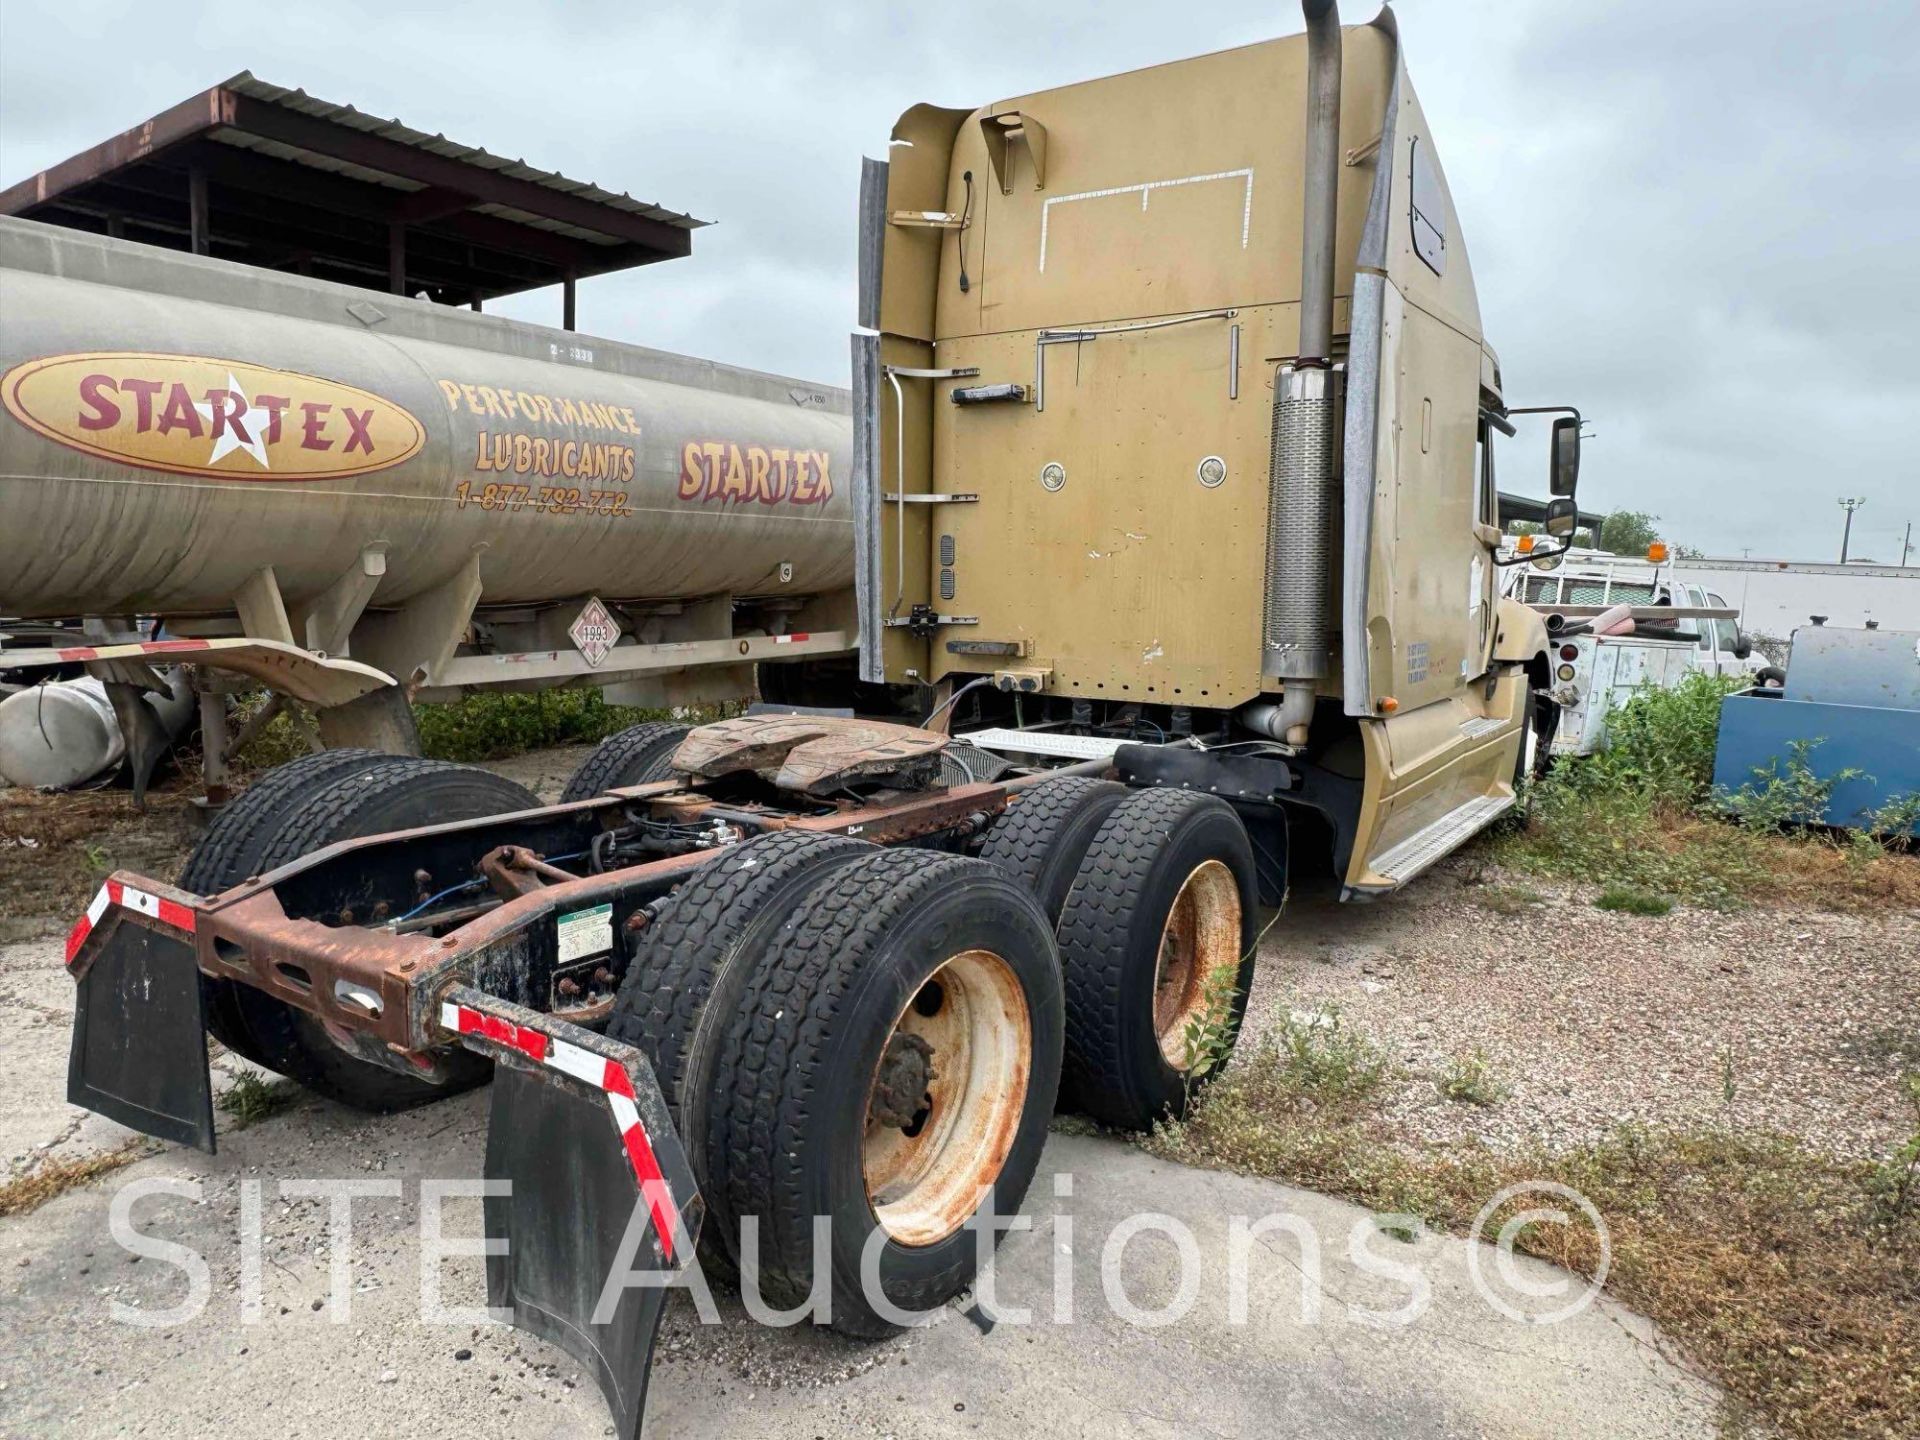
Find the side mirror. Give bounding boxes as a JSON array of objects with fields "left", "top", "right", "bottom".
[
  {"left": 1543, "top": 496, "right": 1578, "bottom": 539},
  {"left": 1549, "top": 417, "right": 1581, "bottom": 497},
  {"left": 1733, "top": 632, "right": 1753, "bottom": 660}
]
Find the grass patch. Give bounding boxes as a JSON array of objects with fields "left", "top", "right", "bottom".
[
  {"left": 0, "top": 1140, "right": 151, "bottom": 1217},
  {"left": 1437, "top": 1049, "right": 1509, "bottom": 1107},
  {"left": 217, "top": 1070, "right": 301, "bottom": 1129},
  {"left": 1494, "top": 673, "right": 1920, "bottom": 910},
  {"left": 1470, "top": 883, "right": 1547, "bottom": 916},
  {"left": 1594, "top": 884, "right": 1674, "bottom": 916},
  {"left": 1152, "top": 1038, "right": 1920, "bottom": 1440}
]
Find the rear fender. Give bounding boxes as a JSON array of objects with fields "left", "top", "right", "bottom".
[{"left": 439, "top": 987, "right": 703, "bottom": 1440}]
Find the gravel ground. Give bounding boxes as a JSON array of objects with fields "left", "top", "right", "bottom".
[{"left": 1240, "top": 857, "right": 1920, "bottom": 1163}]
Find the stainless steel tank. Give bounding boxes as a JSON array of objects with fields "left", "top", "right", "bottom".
[{"left": 0, "top": 217, "right": 853, "bottom": 619}]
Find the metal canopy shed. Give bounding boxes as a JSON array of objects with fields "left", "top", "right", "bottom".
[{"left": 0, "top": 72, "right": 707, "bottom": 328}]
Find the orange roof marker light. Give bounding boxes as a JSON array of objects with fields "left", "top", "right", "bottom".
[
  {"left": 1516, "top": 534, "right": 1536, "bottom": 554},
  {"left": 1647, "top": 542, "right": 1669, "bottom": 563}
]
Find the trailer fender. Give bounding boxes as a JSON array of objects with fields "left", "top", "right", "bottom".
[
  {"left": 65, "top": 874, "right": 215, "bottom": 1153},
  {"left": 439, "top": 987, "right": 703, "bottom": 1440},
  {"left": 1, "top": 637, "right": 394, "bottom": 708}
]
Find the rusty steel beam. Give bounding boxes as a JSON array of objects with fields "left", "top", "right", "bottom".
[
  {"left": 154, "top": 143, "right": 644, "bottom": 280},
  {"left": 0, "top": 84, "right": 232, "bottom": 216},
  {"left": 225, "top": 93, "right": 692, "bottom": 259},
  {"left": 72, "top": 172, "right": 553, "bottom": 294}
]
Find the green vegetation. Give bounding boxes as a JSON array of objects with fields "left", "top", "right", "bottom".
[
  {"left": 1437, "top": 1049, "right": 1509, "bottom": 1106},
  {"left": 216, "top": 1070, "right": 302, "bottom": 1129},
  {"left": 1597, "top": 509, "right": 1662, "bottom": 554},
  {"left": 1264, "top": 1008, "right": 1392, "bottom": 1109},
  {"left": 1593, "top": 884, "right": 1673, "bottom": 916},
  {"left": 230, "top": 687, "right": 739, "bottom": 771},
  {"left": 413, "top": 689, "right": 690, "bottom": 763},
  {"left": 1151, "top": 1037, "right": 1920, "bottom": 1440},
  {"left": 1495, "top": 672, "right": 1920, "bottom": 909}
]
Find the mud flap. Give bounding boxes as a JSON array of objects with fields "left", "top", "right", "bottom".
[
  {"left": 67, "top": 900, "right": 215, "bottom": 1153},
  {"left": 441, "top": 987, "right": 702, "bottom": 1440}
]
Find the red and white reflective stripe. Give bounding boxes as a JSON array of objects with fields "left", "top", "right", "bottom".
[
  {"left": 771, "top": 632, "right": 812, "bottom": 645},
  {"left": 65, "top": 879, "right": 197, "bottom": 966},
  {"left": 440, "top": 1001, "right": 679, "bottom": 1260},
  {"left": 57, "top": 638, "right": 212, "bottom": 663}
]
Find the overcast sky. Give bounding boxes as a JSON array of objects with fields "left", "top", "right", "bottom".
[{"left": 3, "top": 1, "right": 1915, "bottom": 562}]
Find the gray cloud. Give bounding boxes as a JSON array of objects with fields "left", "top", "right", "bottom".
[{"left": 3, "top": 0, "right": 1914, "bottom": 560}]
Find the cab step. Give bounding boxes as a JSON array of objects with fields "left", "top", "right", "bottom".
[{"left": 1358, "top": 792, "right": 1515, "bottom": 893}]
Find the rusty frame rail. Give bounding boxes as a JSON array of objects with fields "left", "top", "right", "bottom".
[{"left": 123, "top": 766, "right": 1096, "bottom": 1064}]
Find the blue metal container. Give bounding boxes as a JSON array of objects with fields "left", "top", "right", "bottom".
[{"left": 1712, "top": 627, "right": 1920, "bottom": 832}]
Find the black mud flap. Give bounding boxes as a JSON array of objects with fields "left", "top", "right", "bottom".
[
  {"left": 442, "top": 987, "right": 702, "bottom": 1440},
  {"left": 67, "top": 909, "right": 215, "bottom": 1153}
]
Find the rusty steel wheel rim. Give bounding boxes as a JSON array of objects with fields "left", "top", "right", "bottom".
[
  {"left": 862, "top": 948, "right": 1032, "bottom": 1248},
  {"left": 1152, "top": 859, "right": 1243, "bottom": 1067}
]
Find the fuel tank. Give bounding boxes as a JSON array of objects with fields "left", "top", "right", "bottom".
[{"left": 0, "top": 216, "right": 853, "bottom": 619}]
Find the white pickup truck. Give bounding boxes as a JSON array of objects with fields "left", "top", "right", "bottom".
[{"left": 1503, "top": 548, "right": 1766, "bottom": 764}]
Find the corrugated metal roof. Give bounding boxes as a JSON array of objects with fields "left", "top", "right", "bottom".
[{"left": 219, "top": 72, "right": 709, "bottom": 235}]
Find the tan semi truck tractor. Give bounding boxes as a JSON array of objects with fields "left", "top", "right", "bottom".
[{"left": 56, "top": 7, "right": 1582, "bottom": 1436}]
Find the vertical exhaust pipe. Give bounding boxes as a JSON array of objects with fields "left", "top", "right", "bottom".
[{"left": 1258, "top": 0, "right": 1342, "bottom": 745}]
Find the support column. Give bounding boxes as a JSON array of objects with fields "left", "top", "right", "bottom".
[
  {"left": 389, "top": 222, "right": 407, "bottom": 295},
  {"left": 198, "top": 690, "right": 231, "bottom": 808},
  {"left": 563, "top": 273, "right": 577, "bottom": 331},
  {"left": 188, "top": 168, "right": 209, "bottom": 255}
]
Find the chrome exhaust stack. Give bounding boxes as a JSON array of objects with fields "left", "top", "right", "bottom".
[{"left": 1260, "top": 0, "right": 1343, "bottom": 745}]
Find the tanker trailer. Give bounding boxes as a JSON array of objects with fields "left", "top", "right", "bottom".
[{"left": 0, "top": 214, "right": 856, "bottom": 794}]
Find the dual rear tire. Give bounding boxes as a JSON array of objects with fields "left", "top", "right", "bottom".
[
  {"left": 977, "top": 778, "right": 1259, "bottom": 1129},
  {"left": 609, "top": 838, "right": 1063, "bottom": 1335}
]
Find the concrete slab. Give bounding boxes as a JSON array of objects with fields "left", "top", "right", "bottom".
[{"left": 1, "top": 1085, "right": 1720, "bottom": 1439}]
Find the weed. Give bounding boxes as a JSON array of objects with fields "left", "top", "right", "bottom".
[
  {"left": 1437, "top": 1050, "right": 1509, "bottom": 1107},
  {"left": 80, "top": 842, "right": 110, "bottom": 874},
  {"left": 217, "top": 1070, "right": 301, "bottom": 1129},
  {"left": 0, "top": 1141, "right": 150, "bottom": 1217},
  {"left": 1865, "top": 792, "right": 1920, "bottom": 853},
  {"left": 1594, "top": 884, "right": 1673, "bottom": 916},
  {"left": 1179, "top": 964, "right": 1243, "bottom": 1112},
  {"left": 1867, "top": 1072, "right": 1920, "bottom": 1234},
  {"left": 1263, "top": 1008, "right": 1392, "bottom": 1112},
  {"left": 1723, "top": 738, "right": 1860, "bottom": 833}
]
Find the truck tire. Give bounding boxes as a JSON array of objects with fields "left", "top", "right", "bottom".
[
  {"left": 1055, "top": 789, "right": 1258, "bottom": 1130},
  {"left": 977, "top": 775, "right": 1128, "bottom": 927},
  {"left": 183, "top": 749, "right": 407, "bottom": 1067},
  {"left": 607, "top": 829, "right": 873, "bottom": 1269},
  {"left": 560, "top": 721, "right": 690, "bottom": 802},
  {"left": 707, "top": 849, "right": 1062, "bottom": 1337},
  {"left": 192, "top": 760, "right": 541, "bottom": 1112},
  {"left": 179, "top": 748, "right": 393, "bottom": 895}
]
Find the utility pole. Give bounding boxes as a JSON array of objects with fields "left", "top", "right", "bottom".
[
  {"left": 1901, "top": 522, "right": 1913, "bottom": 568},
  {"left": 1837, "top": 496, "right": 1866, "bottom": 563}
]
